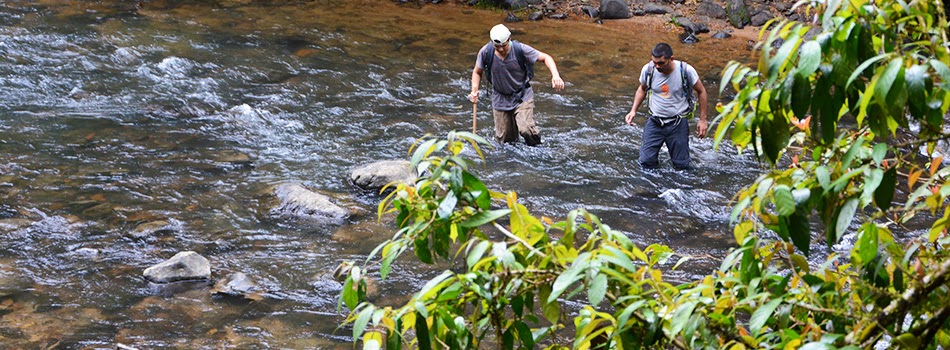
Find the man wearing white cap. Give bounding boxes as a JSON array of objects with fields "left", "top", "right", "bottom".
[{"left": 469, "top": 24, "right": 565, "bottom": 146}]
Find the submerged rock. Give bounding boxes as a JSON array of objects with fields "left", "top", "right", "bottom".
[
  {"left": 0, "top": 218, "right": 31, "bottom": 232},
  {"left": 349, "top": 160, "right": 417, "bottom": 192},
  {"left": 270, "top": 183, "right": 349, "bottom": 224},
  {"left": 143, "top": 251, "right": 211, "bottom": 283},
  {"left": 212, "top": 272, "right": 262, "bottom": 300}
]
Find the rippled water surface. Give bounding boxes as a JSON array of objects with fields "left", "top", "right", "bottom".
[{"left": 1, "top": 1, "right": 765, "bottom": 347}]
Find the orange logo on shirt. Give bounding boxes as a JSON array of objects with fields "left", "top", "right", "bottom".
[{"left": 659, "top": 84, "right": 671, "bottom": 98}]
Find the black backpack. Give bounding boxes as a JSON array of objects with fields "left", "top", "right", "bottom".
[
  {"left": 479, "top": 40, "right": 534, "bottom": 99},
  {"left": 644, "top": 61, "right": 695, "bottom": 117}
]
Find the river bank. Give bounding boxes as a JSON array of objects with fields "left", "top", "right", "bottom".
[{"left": 409, "top": 0, "right": 802, "bottom": 42}]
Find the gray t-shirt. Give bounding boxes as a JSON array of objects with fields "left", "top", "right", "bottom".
[
  {"left": 476, "top": 42, "right": 540, "bottom": 111},
  {"left": 639, "top": 60, "right": 700, "bottom": 118}
]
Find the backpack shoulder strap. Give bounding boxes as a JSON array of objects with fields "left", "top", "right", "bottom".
[
  {"left": 480, "top": 42, "right": 495, "bottom": 83},
  {"left": 511, "top": 40, "right": 533, "bottom": 85},
  {"left": 680, "top": 61, "right": 695, "bottom": 100},
  {"left": 644, "top": 61, "right": 655, "bottom": 93}
]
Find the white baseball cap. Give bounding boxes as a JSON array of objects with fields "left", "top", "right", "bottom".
[{"left": 490, "top": 24, "right": 511, "bottom": 44}]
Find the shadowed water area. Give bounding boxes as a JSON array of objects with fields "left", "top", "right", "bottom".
[{"left": 0, "top": 1, "right": 773, "bottom": 347}]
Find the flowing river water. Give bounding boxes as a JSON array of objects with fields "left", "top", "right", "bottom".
[{"left": 0, "top": 1, "right": 775, "bottom": 348}]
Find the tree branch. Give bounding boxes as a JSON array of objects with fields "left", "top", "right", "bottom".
[{"left": 849, "top": 258, "right": 950, "bottom": 344}]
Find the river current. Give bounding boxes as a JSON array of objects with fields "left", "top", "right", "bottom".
[{"left": 0, "top": 1, "right": 767, "bottom": 347}]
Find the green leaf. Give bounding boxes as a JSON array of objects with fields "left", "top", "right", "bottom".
[
  {"left": 840, "top": 135, "right": 864, "bottom": 168},
  {"left": 466, "top": 240, "right": 490, "bottom": 268},
  {"left": 721, "top": 61, "right": 741, "bottom": 93},
  {"left": 588, "top": 274, "right": 607, "bottom": 306},
  {"left": 789, "top": 211, "right": 811, "bottom": 256},
  {"left": 436, "top": 191, "right": 457, "bottom": 221},
  {"left": 773, "top": 186, "right": 796, "bottom": 216},
  {"left": 459, "top": 209, "right": 511, "bottom": 228},
  {"left": 874, "top": 58, "right": 904, "bottom": 118},
  {"left": 341, "top": 278, "right": 359, "bottom": 311},
  {"left": 549, "top": 255, "right": 588, "bottom": 303},
  {"left": 799, "top": 342, "right": 833, "bottom": 350},
  {"left": 415, "top": 312, "right": 432, "bottom": 350},
  {"left": 462, "top": 171, "right": 491, "bottom": 210},
  {"left": 853, "top": 223, "right": 879, "bottom": 265},
  {"left": 380, "top": 246, "right": 399, "bottom": 280},
  {"left": 542, "top": 298, "right": 560, "bottom": 324},
  {"left": 386, "top": 319, "right": 403, "bottom": 350},
  {"left": 846, "top": 53, "right": 890, "bottom": 88},
  {"left": 768, "top": 28, "right": 803, "bottom": 84},
  {"left": 791, "top": 72, "right": 812, "bottom": 118},
  {"left": 669, "top": 301, "right": 697, "bottom": 336},
  {"left": 797, "top": 41, "right": 822, "bottom": 77},
  {"left": 516, "top": 321, "right": 535, "bottom": 349},
  {"left": 905, "top": 64, "right": 930, "bottom": 117},
  {"left": 416, "top": 271, "right": 454, "bottom": 300},
  {"left": 930, "top": 59, "right": 950, "bottom": 87},
  {"left": 892, "top": 333, "right": 920, "bottom": 349},
  {"left": 862, "top": 168, "right": 884, "bottom": 205},
  {"left": 410, "top": 138, "right": 437, "bottom": 168},
  {"left": 816, "top": 166, "right": 831, "bottom": 190},
  {"left": 617, "top": 300, "right": 646, "bottom": 327},
  {"left": 354, "top": 305, "right": 375, "bottom": 340},
  {"left": 414, "top": 237, "right": 433, "bottom": 264},
  {"left": 872, "top": 143, "right": 887, "bottom": 165},
  {"left": 875, "top": 167, "right": 897, "bottom": 212},
  {"left": 833, "top": 198, "right": 860, "bottom": 245},
  {"left": 750, "top": 298, "right": 783, "bottom": 336}
]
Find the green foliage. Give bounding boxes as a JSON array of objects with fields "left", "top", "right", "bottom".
[{"left": 337, "top": 0, "right": 950, "bottom": 348}]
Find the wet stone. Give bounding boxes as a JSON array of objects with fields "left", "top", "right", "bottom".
[
  {"left": 81, "top": 167, "right": 129, "bottom": 177},
  {"left": 270, "top": 183, "right": 349, "bottom": 224},
  {"left": 143, "top": 251, "right": 211, "bottom": 283},
  {"left": 712, "top": 30, "right": 732, "bottom": 39},
  {"left": 349, "top": 160, "right": 416, "bottom": 193},
  {"left": 81, "top": 202, "right": 115, "bottom": 219},
  {"left": 213, "top": 150, "right": 253, "bottom": 165},
  {"left": 131, "top": 220, "right": 175, "bottom": 238},
  {"left": 0, "top": 218, "right": 31, "bottom": 232},
  {"left": 66, "top": 200, "right": 100, "bottom": 213},
  {"left": 72, "top": 247, "right": 101, "bottom": 260},
  {"left": 331, "top": 221, "right": 391, "bottom": 247},
  {"left": 0, "top": 266, "right": 30, "bottom": 298},
  {"left": 212, "top": 272, "right": 262, "bottom": 299}
]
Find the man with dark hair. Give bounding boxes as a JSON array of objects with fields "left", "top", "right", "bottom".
[
  {"left": 469, "top": 24, "right": 565, "bottom": 146},
  {"left": 625, "top": 43, "right": 708, "bottom": 169}
]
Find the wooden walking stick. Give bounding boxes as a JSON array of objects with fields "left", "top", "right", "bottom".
[{"left": 472, "top": 102, "right": 477, "bottom": 134}]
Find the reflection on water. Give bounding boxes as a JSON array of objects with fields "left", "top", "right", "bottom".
[{"left": 1, "top": 1, "right": 761, "bottom": 347}]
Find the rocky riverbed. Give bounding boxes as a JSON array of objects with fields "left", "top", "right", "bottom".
[{"left": 407, "top": 0, "right": 805, "bottom": 40}]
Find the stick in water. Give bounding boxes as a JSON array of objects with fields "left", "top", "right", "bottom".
[{"left": 472, "top": 103, "right": 477, "bottom": 134}]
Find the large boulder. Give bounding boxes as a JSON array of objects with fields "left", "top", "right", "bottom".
[
  {"left": 143, "top": 251, "right": 211, "bottom": 283},
  {"left": 599, "top": 0, "right": 632, "bottom": 19},
  {"left": 696, "top": 1, "right": 727, "bottom": 19},
  {"left": 349, "top": 160, "right": 417, "bottom": 192},
  {"left": 750, "top": 11, "right": 774, "bottom": 26},
  {"left": 643, "top": 3, "right": 673, "bottom": 14},
  {"left": 726, "top": 0, "right": 751, "bottom": 29},
  {"left": 271, "top": 183, "right": 349, "bottom": 224}
]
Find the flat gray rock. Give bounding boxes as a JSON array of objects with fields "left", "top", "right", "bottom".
[
  {"left": 143, "top": 251, "right": 211, "bottom": 283},
  {"left": 271, "top": 183, "right": 349, "bottom": 224},
  {"left": 349, "top": 160, "right": 416, "bottom": 192}
]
